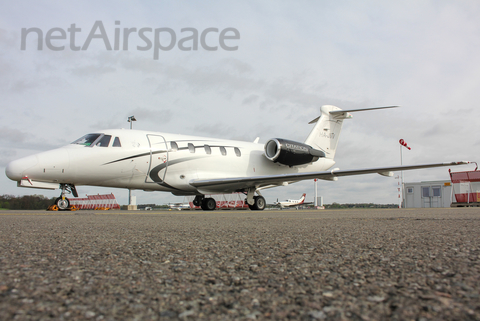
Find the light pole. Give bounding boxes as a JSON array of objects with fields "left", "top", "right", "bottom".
[
  {"left": 127, "top": 116, "right": 136, "bottom": 206},
  {"left": 128, "top": 115, "right": 136, "bottom": 129}
]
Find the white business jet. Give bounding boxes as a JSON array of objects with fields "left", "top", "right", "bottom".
[
  {"left": 275, "top": 193, "right": 309, "bottom": 209},
  {"left": 5, "top": 105, "right": 471, "bottom": 211}
]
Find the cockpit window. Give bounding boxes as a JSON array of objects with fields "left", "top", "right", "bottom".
[
  {"left": 96, "top": 135, "right": 111, "bottom": 147},
  {"left": 113, "top": 137, "right": 122, "bottom": 147},
  {"left": 72, "top": 133, "right": 102, "bottom": 146}
]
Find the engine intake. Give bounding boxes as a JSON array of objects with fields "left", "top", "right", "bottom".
[{"left": 264, "top": 138, "right": 325, "bottom": 166}]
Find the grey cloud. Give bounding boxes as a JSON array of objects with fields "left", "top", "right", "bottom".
[
  {"left": 423, "top": 124, "right": 444, "bottom": 137},
  {"left": 242, "top": 94, "right": 259, "bottom": 105},
  {"left": 0, "top": 29, "right": 17, "bottom": 49},
  {"left": 88, "top": 120, "right": 125, "bottom": 131},
  {"left": 0, "top": 149, "right": 17, "bottom": 167},
  {"left": 0, "top": 127, "right": 27, "bottom": 143},
  {"left": 47, "top": 50, "right": 344, "bottom": 115},
  {"left": 69, "top": 52, "right": 124, "bottom": 78},
  {"left": 70, "top": 64, "right": 117, "bottom": 77},
  {"left": 86, "top": 108, "right": 173, "bottom": 130},
  {"left": 192, "top": 122, "right": 234, "bottom": 138},
  {"left": 221, "top": 58, "right": 253, "bottom": 74},
  {"left": 8, "top": 79, "right": 38, "bottom": 93},
  {"left": 127, "top": 108, "right": 173, "bottom": 125}
]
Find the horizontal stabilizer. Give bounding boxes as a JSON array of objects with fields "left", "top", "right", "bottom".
[
  {"left": 308, "top": 106, "right": 399, "bottom": 124},
  {"left": 329, "top": 106, "right": 399, "bottom": 115}
]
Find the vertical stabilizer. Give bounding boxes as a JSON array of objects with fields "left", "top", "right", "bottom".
[{"left": 304, "top": 105, "right": 352, "bottom": 160}]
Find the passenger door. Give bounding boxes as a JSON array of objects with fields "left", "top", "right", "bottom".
[{"left": 145, "top": 135, "right": 168, "bottom": 183}]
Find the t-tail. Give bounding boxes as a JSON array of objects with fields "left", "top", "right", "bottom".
[{"left": 304, "top": 105, "right": 398, "bottom": 160}]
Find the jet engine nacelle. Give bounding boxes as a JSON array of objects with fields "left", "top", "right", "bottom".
[{"left": 264, "top": 138, "right": 325, "bottom": 166}]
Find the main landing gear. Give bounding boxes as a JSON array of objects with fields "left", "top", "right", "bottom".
[
  {"left": 248, "top": 195, "right": 266, "bottom": 211},
  {"left": 193, "top": 195, "right": 217, "bottom": 211},
  {"left": 245, "top": 187, "right": 266, "bottom": 211},
  {"left": 192, "top": 189, "right": 266, "bottom": 211},
  {"left": 53, "top": 184, "right": 78, "bottom": 210}
]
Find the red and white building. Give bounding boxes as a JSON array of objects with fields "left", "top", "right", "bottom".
[
  {"left": 69, "top": 193, "right": 121, "bottom": 210},
  {"left": 186, "top": 193, "right": 249, "bottom": 210},
  {"left": 449, "top": 169, "right": 480, "bottom": 206}
]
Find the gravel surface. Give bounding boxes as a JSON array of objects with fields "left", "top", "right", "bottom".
[{"left": 1, "top": 208, "right": 479, "bottom": 320}]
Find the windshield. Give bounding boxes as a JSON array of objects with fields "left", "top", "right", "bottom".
[
  {"left": 95, "top": 135, "right": 111, "bottom": 147},
  {"left": 71, "top": 133, "right": 102, "bottom": 146}
]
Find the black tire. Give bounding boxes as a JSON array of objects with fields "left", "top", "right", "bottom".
[
  {"left": 249, "top": 196, "right": 266, "bottom": 211},
  {"left": 201, "top": 198, "right": 216, "bottom": 211},
  {"left": 55, "top": 197, "right": 70, "bottom": 210}
]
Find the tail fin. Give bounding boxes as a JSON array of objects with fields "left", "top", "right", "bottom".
[
  {"left": 304, "top": 105, "right": 398, "bottom": 160},
  {"left": 304, "top": 105, "right": 350, "bottom": 160}
]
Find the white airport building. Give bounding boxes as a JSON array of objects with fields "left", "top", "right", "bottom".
[{"left": 404, "top": 180, "right": 453, "bottom": 208}]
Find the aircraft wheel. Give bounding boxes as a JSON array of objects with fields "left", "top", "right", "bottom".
[
  {"left": 55, "top": 197, "right": 70, "bottom": 210},
  {"left": 201, "top": 198, "right": 216, "bottom": 211},
  {"left": 249, "top": 196, "right": 266, "bottom": 211}
]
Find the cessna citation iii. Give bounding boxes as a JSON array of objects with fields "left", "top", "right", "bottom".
[{"left": 5, "top": 105, "right": 472, "bottom": 211}]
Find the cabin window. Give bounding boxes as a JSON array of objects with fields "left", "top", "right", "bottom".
[
  {"left": 113, "top": 137, "right": 122, "bottom": 147},
  {"left": 72, "top": 133, "right": 102, "bottom": 146},
  {"left": 170, "top": 141, "right": 178, "bottom": 151},
  {"left": 220, "top": 146, "right": 227, "bottom": 156},
  {"left": 96, "top": 135, "right": 111, "bottom": 147},
  {"left": 234, "top": 147, "right": 241, "bottom": 157},
  {"left": 188, "top": 143, "right": 195, "bottom": 153},
  {"left": 204, "top": 145, "right": 212, "bottom": 154}
]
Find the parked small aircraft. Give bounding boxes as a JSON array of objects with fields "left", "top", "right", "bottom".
[
  {"left": 5, "top": 105, "right": 471, "bottom": 211},
  {"left": 275, "top": 193, "right": 310, "bottom": 208},
  {"left": 168, "top": 202, "right": 191, "bottom": 210}
]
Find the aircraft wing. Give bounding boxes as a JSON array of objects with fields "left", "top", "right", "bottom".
[{"left": 190, "top": 161, "right": 471, "bottom": 194}]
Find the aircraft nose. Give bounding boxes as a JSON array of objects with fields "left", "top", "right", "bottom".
[{"left": 5, "top": 155, "right": 38, "bottom": 181}]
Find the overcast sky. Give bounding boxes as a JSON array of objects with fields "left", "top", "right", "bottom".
[{"left": 1, "top": 1, "right": 479, "bottom": 206}]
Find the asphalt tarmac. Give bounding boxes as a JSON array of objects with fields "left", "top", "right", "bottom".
[{"left": 1, "top": 208, "right": 479, "bottom": 320}]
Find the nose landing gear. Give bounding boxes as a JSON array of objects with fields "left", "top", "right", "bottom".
[
  {"left": 53, "top": 184, "right": 78, "bottom": 210},
  {"left": 54, "top": 197, "right": 70, "bottom": 210}
]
